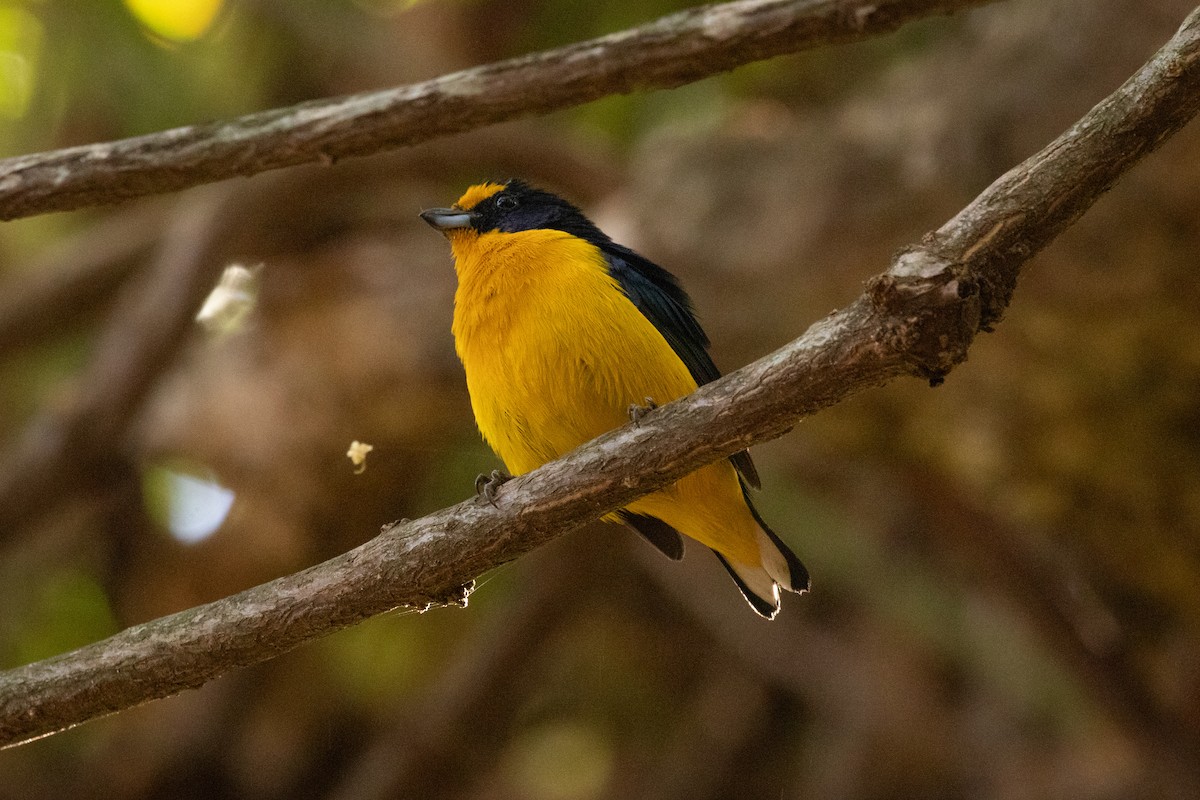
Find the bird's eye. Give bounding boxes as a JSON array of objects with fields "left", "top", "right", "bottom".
[{"left": 495, "top": 194, "right": 518, "bottom": 211}]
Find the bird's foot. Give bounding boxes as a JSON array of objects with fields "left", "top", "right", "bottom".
[
  {"left": 627, "top": 397, "right": 658, "bottom": 425},
  {"left": 474, "top": 469, "right": 512, "bottom": 507}
]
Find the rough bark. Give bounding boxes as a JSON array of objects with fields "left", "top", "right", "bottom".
[{"left": 0, "top": 0, "right": 997, "bottom": 220}]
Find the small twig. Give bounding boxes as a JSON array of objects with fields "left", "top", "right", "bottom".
[{"left": 0, "top": 0, "right": 998, "bottom": 221}]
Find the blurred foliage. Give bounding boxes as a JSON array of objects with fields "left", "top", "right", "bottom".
[
  {"left": 3, "top": 567, "right": 118, "bottom": 668},
  {"left": 0, "top": 4, "right": 42, "bottom": 120},
  {"left": 1, "top": 1, "right": 1198, "bottom": 799}
]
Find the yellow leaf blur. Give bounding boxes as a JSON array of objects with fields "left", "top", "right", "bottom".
[
  {"left": 0, "top": 6, "right": 42, "bottom": 119},
  {"left": 122, "top": 0, "right": 224, "bottom": 42}
]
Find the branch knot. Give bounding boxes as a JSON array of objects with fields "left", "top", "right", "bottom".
[{"left": 867, "top": 249, "right": 980, "bottom": 385}]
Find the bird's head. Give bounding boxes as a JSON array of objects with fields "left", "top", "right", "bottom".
[{"left": 420, "top": 180, "right": 607, "bottom": 245}]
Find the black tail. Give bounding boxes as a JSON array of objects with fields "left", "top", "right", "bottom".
[
  {"left": 712, "top": 550, "right": 780, "bottom": 619},
  {"left": 618, "top": 511, "right": 685, "bottom": 561}
]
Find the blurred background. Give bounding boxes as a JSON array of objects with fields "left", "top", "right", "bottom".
[{"left": 1, "top": 0, "right": 1199, "bottom": 798}]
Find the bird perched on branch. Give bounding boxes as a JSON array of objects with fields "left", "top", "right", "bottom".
[{"left": 421, "top": 180, "right": 808, "bottom": 618}]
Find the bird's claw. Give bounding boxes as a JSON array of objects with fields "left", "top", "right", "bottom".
[
  {"left": 474, "top": 469, "right": 512, "bottom": 506},
  {"left": 627, "top": 397, "right": 658, "bottom": 425}
]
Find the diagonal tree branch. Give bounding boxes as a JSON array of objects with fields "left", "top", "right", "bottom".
[
  {"left": 1, "top": 4, "right": 1198, "bottom": 750},
  {"left": 0, "top": 0, "right": 998, "bottom": 221}
]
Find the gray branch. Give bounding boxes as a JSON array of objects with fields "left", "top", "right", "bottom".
[
  {"left": 0, "top": 0, "right": 997, "bottom": 221},
  {"left": 2, "top": 0, "right": 1199, "bottom": 753}
]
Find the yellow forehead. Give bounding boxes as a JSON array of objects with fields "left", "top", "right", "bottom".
[{"left": 455, "top": 182, "right": 506, "bottom": 210}]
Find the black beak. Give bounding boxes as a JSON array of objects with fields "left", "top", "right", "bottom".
[{"left": 420, "top": 207, "right": 475, "bottom": 231}]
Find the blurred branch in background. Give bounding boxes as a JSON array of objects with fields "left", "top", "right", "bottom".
[
  {"left": 2, "top": 2, "right": 1199, "bottom": 758},
  {"left": 0, "top": 201, "right": 166, "bottom": 358},
  {"left": 0, "top": 185, "right": 233, "bottom": 544},
  {"left": 788, "top": 452, "right": 1200, "bottom": 790},
  {"left": 0, "top": 0, "right": 999, "bottom": 220},
  {"left": 327, "top": 546, "right": 591, "bottom": 800}
]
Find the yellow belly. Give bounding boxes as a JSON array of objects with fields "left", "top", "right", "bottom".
[{"left": 450, "top": 228, "right": 760, "bottom": 565}]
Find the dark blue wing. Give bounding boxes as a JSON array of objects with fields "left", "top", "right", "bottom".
[
  {"left": 602, "top": 243, "right": 718, "bottom": 386},
  {"left": 601, "top": 243, "right": 760, "bottom": 489}
]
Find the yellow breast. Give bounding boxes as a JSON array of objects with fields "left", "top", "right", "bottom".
[
  {"left": 449, "top": 228, "right": 697, "bottom": 475},
  {"left": 447, "top": 226, "right": 762, "bottom": 566}
]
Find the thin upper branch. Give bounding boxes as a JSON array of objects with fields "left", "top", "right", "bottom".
[
  {"left": 0, "top": 0, "right": 997, "bottom": 221},
  {"left": 2, "top": 4, "right": 1198, "bottom": 749}
]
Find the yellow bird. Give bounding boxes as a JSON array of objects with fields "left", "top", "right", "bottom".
[{"left": 421, "top": 180, "right": 808, "bottom": 618}]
